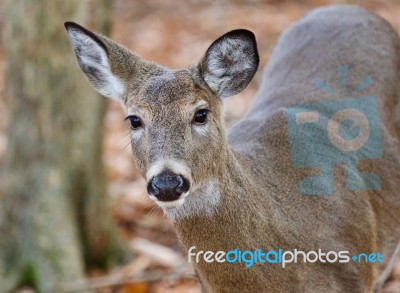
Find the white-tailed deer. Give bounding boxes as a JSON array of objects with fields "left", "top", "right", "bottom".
[{"left": 65, "top": 5, "right": 400, "bottom": 292}]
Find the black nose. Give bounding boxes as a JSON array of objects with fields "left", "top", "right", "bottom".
[{"left": 147, "top": 171, "right": 190, "bottom": 201}]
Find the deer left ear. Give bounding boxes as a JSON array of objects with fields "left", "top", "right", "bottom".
[{"left": 199, "top": 29, "right": 259, "bottom": 98}]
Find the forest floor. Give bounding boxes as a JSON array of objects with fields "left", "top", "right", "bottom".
[{"left": 1, "top": 0, "right": 400, "bottom": 292}]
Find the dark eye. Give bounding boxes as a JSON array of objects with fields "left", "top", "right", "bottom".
[
  {"left": 193, "top": 109, "right": 209, "bottom": 125},
  {"left": 126, "top": 115, "right": 143, "bottom": 129}
]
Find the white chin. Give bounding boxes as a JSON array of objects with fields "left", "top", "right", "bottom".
[{"left": 149, "top": 194, "right": 187, "bottom": 209}]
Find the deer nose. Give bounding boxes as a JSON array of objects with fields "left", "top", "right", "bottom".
[{"left": 147, "top": 171, "right": 190, "bottom": 201}]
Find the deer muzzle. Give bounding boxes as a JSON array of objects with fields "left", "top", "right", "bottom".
[{"left": 147, "top": 171, "right": 190, "bottom": 202}]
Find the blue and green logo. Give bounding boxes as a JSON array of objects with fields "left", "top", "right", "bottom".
[{"left": 286, "top": 66, "right": 382, "bottom": 195}]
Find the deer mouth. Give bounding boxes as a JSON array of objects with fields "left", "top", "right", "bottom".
[{"left": 149, "top": 194, "right": 189, "bottom": 209}]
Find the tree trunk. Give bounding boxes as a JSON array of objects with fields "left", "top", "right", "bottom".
[{"left": 0, "top": 1, "right": 126, "bottom": 292}]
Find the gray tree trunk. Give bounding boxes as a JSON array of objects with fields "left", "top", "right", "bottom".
[{"left": 0, "top": 1, "right": 126, "bottom": 292}]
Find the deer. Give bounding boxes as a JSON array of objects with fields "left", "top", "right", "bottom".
[{"left": 65, "top": 4, "right": 400, "bottom": 293}]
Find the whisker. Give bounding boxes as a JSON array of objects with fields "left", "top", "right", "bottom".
[
  {"left": 118, "top": 132, "right": 132, "bottom": 154},
  {"left": 148, "top": 203, "right": 161, "bottom": 217}
]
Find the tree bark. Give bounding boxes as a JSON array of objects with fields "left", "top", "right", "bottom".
[{"left": 0, "top": 1, "right": 126, "bottom": 292}]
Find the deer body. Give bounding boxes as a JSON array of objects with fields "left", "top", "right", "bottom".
[{"left": 66, "top": 5, "right": 400, "bottom": 293}]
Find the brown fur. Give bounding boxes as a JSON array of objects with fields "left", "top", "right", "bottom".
[{"left": 66, "top": 5, "right": 400, "bottom": 293}]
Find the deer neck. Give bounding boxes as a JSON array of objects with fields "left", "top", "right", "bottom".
[{"left": 164, "top": 145, "right": 278, "bottom": 252}]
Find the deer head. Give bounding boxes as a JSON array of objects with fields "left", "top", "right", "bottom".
[{"left": 65, "top": 22, "right": 259, "bottom": 210}]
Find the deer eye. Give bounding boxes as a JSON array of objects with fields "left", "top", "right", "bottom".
[
  {"left": 126, "top": 115, "right": 143, "bottom": 129},
  {"left": 193, "top": 109, "right": 209, "bottom": 125}
]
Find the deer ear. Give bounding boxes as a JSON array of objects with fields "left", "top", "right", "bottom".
[
  {"left": 64, "top": 21, "right": 125, "bottom": 100},
  {"left": 200, "top": 29, "right": 259, "bottom": 98}
]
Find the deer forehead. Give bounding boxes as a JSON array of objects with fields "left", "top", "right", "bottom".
[{"left": 126, "top": 71, "right": 214, "bottom": 115}]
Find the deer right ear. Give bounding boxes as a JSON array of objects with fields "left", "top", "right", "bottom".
[
  {"left": 200, "top": 29, "right": 259, "bottom": 98},
  {"left": 64, "top": 22, "right": 125, "bottom": 100}
]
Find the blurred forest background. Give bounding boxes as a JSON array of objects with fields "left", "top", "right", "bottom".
[{"left": 0, "top": 0, "right": 399, "bottom": 292}]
